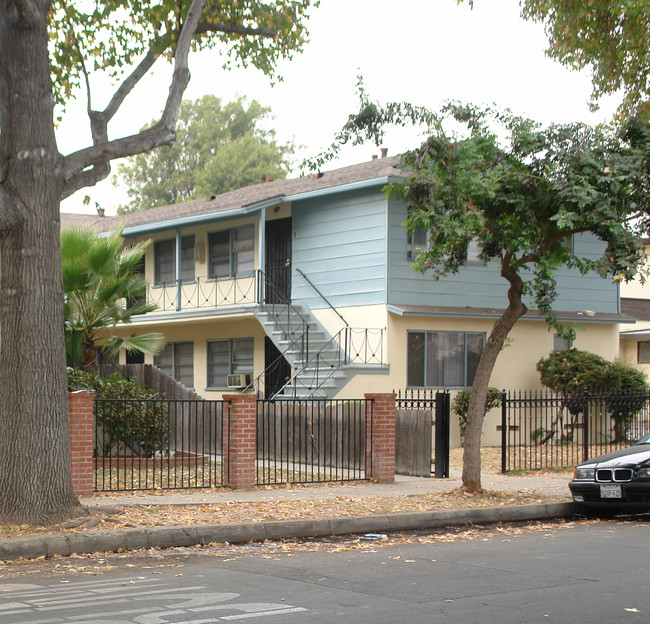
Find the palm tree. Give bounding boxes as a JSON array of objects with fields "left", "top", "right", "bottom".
[{"left": 62, "top": 226, "right": 165, "bottom": 368}]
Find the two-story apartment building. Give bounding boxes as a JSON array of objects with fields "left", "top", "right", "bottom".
[{"left": 62, "top": 154, "right": 631, "bottom": 444}]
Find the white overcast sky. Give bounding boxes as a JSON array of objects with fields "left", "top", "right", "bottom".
[{"left": 58, "top": 0, "right": 621, "bottom": 215}]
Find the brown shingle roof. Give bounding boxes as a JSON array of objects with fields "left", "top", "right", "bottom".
[
  {"left": 61, "top": 155, "right": 407, "bottom": 233},
  {"left": 60, "top": 213, "right": 114, "bottom": 230},
  {"left": 621, "top": 298, "right": 650, "bottom": 321}
]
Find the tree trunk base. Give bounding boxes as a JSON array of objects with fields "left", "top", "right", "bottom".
[{"left": 460, "top": 482, "right": 484, "bottom": 495}]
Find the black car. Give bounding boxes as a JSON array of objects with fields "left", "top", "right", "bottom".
[{"left": 570, "top": 435, "right": 650, "bottom": 513}]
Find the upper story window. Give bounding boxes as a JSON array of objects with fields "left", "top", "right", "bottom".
[
  {"left": 407, "top": 227, "right": 483, "bottom": 264},
  {"left": 407, "top": 330, "right": 485, "bottom": 388},
  {"left": 208, "top": 225, "right": 255, "bottom": 279},
  {"left": 154, "top": 235, "right": 195, "bottom": 286},
  {"left": 561, "top": 234, "right": 574, "bottom": 253},
  {"left": 407, "top": 227, "right": 428, "bottom": 261}
]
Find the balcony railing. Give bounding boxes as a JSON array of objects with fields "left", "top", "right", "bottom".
[{"left": 147, "top": 271, "right": 262, "bottom": 313}]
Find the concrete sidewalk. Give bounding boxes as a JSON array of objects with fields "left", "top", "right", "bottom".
[
  {"left": 0, "top": 471, "right": 576, "bottom": 562},
  {"left": 79, "top": 469, "right": 573, "bottom": 508}
]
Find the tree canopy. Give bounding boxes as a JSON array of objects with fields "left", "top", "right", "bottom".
[
  {"left": 521, "top": 1, "right": 650, "bottom": 119},
  {"left": 0, "top": 0, "right": 316, "bottom": 524},
  {"left": 116, "top": 95, "right": 292, "bottom": 212},
  {"left": 313, "top": 89, "right": 649, "bottom": 490}
]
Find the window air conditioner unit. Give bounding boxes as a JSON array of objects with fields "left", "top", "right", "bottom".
[{"left": 227, "top": 373, "right": 252, "bottom": 388}]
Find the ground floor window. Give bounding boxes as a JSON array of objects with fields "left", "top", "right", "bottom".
[
  {"left": 154, "top": 342, "right": 194, "bottom": 388},
  {"left": 407, "top": 330, "right": 484, "bottom": 388},
  {"left": 639, "top": 342, "right": 650, "bottom": 363},
  {"left": 553, "top": 334, "right": 573, "bottom": 351},
  {"left": 207, "top": 338, "right": 254, "bottom": 387}
]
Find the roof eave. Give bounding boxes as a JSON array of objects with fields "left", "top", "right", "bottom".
[
  {"left": 121, "top": 202, "right": 269, "bottom": 237},
  {"left": 387, "top": 304, "right": 635, "bottom": 324},
  {"left": 120, "top": 176, "right": 399, "bottom": 237}
]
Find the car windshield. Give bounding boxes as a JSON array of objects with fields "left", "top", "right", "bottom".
[{"left": 635, "top": 433, "right": 650, "bottom": 445}]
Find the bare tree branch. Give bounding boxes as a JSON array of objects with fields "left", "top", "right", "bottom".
[
  {"left": 60, "top": 3, "right": 278, "bottom": 199},
  {"left": 59, "top": 51, "right": 160, "bottom": 200},
  {"left": 61, "top": 0, "right": 208, "bottom": 198},
  {"left": 102, "top": 50, "right": 159, "bottom": 123}
]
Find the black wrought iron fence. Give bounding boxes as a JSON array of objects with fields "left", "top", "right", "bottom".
[
  {"left": 256, "top": 399, "right": 369, "bottom": 485},
  {"left": 94, "top": 399, "right": 225, "bottom": 491},
  {"left": 502, "top": 390, "right": 650, "bottom": 472}
]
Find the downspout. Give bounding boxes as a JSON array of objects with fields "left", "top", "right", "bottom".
[{"left": 175, "top": 228, "right": 182, "bottom": 312}]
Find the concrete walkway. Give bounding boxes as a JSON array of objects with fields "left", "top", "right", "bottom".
[
  {"left": 78, "top": 469, "right": 573, "bottom": 508},
  {"left": 0, "top": 471, "right": 577, "bottom": 562}
]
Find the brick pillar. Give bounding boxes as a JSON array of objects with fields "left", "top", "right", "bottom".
[
  {"left": 365, "top": 393, "right": 396, "bottom": 483},
  {"left": 68, "top": 391, "right": 95, "bottom": 496},
  {"left": 222, "top": 394, "right": 257, "bottom": 490}
]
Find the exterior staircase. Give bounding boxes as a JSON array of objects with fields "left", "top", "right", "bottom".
[{"left": 254, "top": 302, "right": 351, "bottom": 399}]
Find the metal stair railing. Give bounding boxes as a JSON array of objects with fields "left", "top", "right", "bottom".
[
  {"left": 296, "top": 268, "right": 349, "bottom": 329},
  {"left": 241, "top": 272, "right": 312, "bottom": 397},
  {"left": 242, "top": 328, "right": 307, "bottom": 398},
  {"left": 276, "top": 326, "right": 386, "bottom": 399},
  {"left": 261, "top": 274, "right": 310, "bottom": 361}
]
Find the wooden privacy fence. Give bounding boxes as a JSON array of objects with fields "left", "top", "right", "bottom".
[
  {"left": 97, "top": 363, "right": 202, "bottom": 401},
  {"left": 395, "top": 389, "right": 450, "bottom": 478},
  {"left": 256, "top": 399, "right": 368, "bottom": 485},
  {"left": 67, "top": 392, "right": 397, "bottom": 495}
]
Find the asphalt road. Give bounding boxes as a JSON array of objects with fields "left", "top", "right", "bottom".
[{"left": 1, "top": 518, "right": 648, "bottom": 623}]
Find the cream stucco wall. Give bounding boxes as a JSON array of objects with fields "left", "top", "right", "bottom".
[
  {"left": 334, "top": 310, "right": 621, "bottom": 447},
  {"left": 113, "top": 314, "right": 265, "bottom": 400},
  {"left": 620, "top": 243, "right": 650, "bottom": 300}
]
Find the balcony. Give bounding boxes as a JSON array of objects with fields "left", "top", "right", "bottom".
[{"left": 147, "top": 272, "right": 262, "bottom": 313}]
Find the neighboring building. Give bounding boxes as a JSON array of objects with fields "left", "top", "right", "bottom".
[
  {"left": 620, "top": 239, "right": 650, "bottom": 376},
  {"left": 62, "top": 154, "right": 630, "bottom": 446}
]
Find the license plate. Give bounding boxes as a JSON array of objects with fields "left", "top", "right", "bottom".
[{"left": 600, "top": 484, "right": 622, "bottom": 499}]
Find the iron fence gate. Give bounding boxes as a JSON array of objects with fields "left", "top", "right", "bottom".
[
  {"left": 502, "top": 390, "right": 650, "bottom": 472},
  {"left": 256, "top": 398, "right": 369, "bottom": 485},
  {"left": 395, "top": 390, "right": 450, "bottom": 478},
  {"left": 94, "top": 399, "right": 225, "bottom": 491}
]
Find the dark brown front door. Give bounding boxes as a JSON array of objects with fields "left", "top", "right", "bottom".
[{"left": 265, "top": 218, "right": 291, "bottom": 303}]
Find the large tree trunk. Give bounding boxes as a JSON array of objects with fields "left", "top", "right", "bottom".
[
  {"left": 0, "top": 2, "right": 81, "bottom": 524},
  {"left": 461, "top": 264, "right": 527, "bottom": 492}
]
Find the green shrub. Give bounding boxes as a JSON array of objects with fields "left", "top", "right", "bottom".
[
  {"left": 453, "top": 387, "right": 502, "bottom": 445},
  {"left": 536, "top": 349, "right": 618, "bottom": 393},
  {"left": 607, "top": 360, "right": 649, "bottom": 441},
  {"left": 68, "top": 368, "right": 168, "bottom": 457},
  {"left": 537, "top": 349, "right": 649, "bottom": 441}
]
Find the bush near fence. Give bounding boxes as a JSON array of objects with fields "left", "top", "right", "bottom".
[
  {"left": 502, "top": 389, "right": 650, "bottom": 472},
  {"left": 82, "top": 395, "right": 386, "bottom": 493}
]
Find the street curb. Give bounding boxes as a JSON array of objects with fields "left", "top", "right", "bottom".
[{"left": 0, "top": 502, "right": 576, "bottom": 562}]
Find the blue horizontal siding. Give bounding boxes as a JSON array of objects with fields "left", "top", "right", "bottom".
[
  {"left": 291, "top": 189, "right": 387, "bottom": 309},
  {"left": 387, "top": 199, "right": 618, "bottom": 313}
]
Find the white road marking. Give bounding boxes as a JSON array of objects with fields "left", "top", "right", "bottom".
[{"left": 0, "top": 579, "right": 308, "bottom": 623}]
